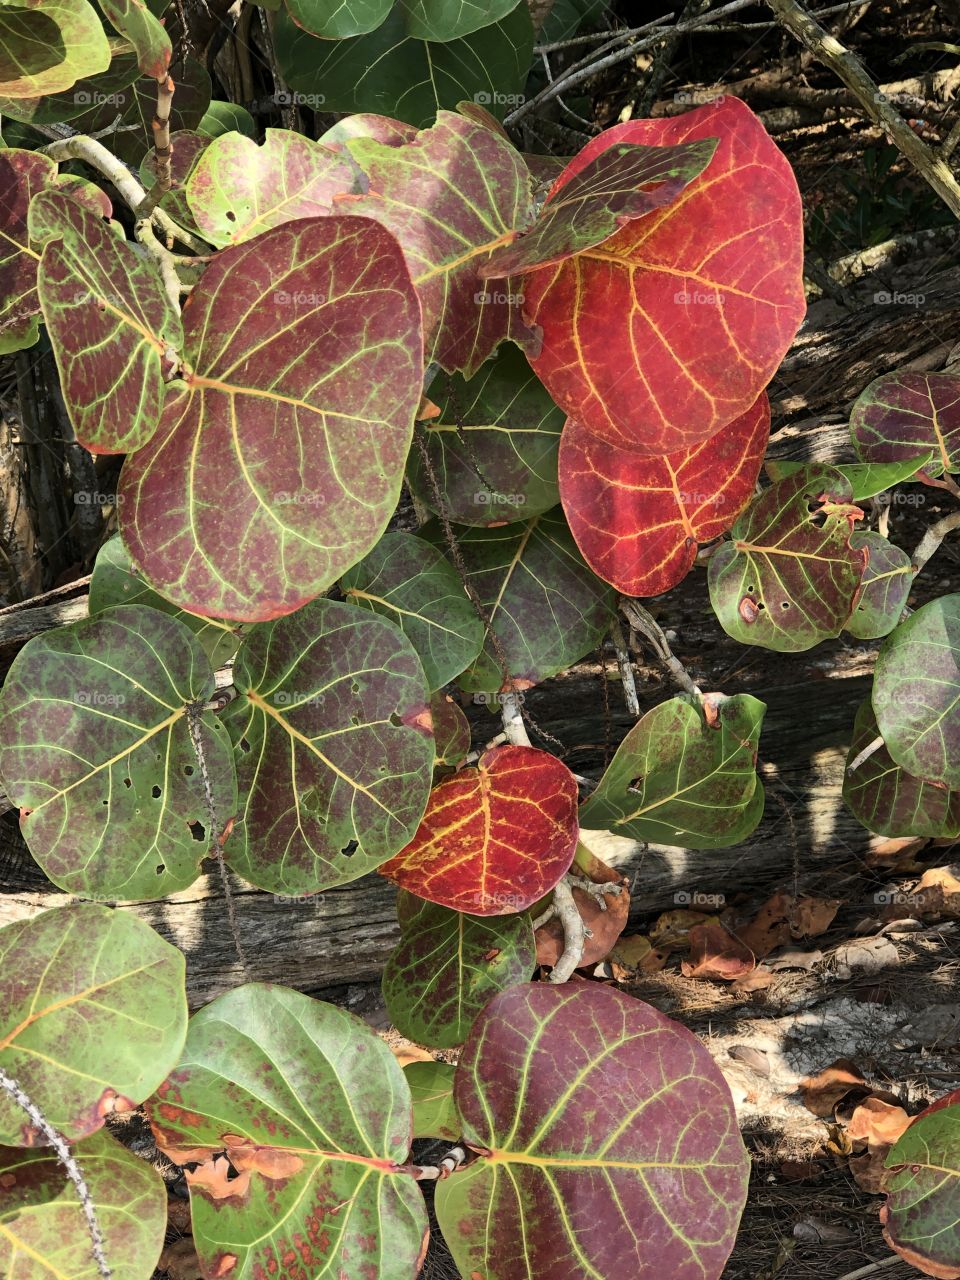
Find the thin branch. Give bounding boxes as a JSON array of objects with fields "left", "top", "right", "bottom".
[
  {"left": 835, "top": 1255, "right": 904, "bottom": 1280},
  {"left": 136, "top": 74, "right": 176, "bottom": 221},
  {"left": 0, "top": 1067, "right": 111, "bottom": 1280},
  {"left": 764, "top": 0, "right": 960, "bottom": 218},
  {"left": 410, "top": 1145, "right": 467, "bottom": 1181},
  {"left": 608, "top": 619, "right": 640, "bottom": 717},
  {"left": 548, "top": 879, "right": 590, "bottom": 983},
  {"left": 620, "top": 599, "right": 701, "bottom": 698},
  {"left": 911, "top": 509, "right": 960, "bottom": 574},
  {"left": 846, "top": 733, "right": 884, "bottom": 773}
]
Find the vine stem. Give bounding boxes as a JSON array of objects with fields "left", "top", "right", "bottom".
[{"left": 0, "top": 1067, "right": 111, "bottom": 1280}]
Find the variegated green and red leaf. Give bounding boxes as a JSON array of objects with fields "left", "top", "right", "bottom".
[{"left": 850, "top": 371, "right": 960, "bottom": 478}]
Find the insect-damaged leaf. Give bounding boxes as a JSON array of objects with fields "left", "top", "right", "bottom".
[
  {"left": 520, "top": 96, "right": 805, "bottom": 453},
  {"left": 119, "top": 216, "right": 423, "bottom": 622},
  {"left": 286, "top": 0, "right": 520, "bottom": 41},
  {"left": 0, "top": 903, "right": 186, "bottom": 1144},
  {"left": 851, "top": 371, "right": 960, "bottom": 478},
  {"left": 579, "top": 693, "right": 765, "bottom": 848},
  {"left": 274, "top": 3, "right": 534, "bottom": 129},
  {"left": 436, "top": 982, "right": 749, "bottom": 1280},
  {"left": 0, "top": 605, "right": 237, "bottom": 899},
  {"left": 430, "top": 509, "right": 614, "bottom": 695},
  {"left": 0, "top": 1129, "right": 167, "bottom": 1280},
  {"left": 845, "top": 532, "right": 914, "bottom": 640},
  {"left": 146, "top": 983, "right": 428, "bottom": 1280},
  {"left": 407, "top": 344, "right": 563, "bottom": 525},
  {"left": 185, "top": 128, "right": 356, "bottom": 248},
  {"left": 560, "top": 393, "right": 769, "bottom": 597},
  {"left": 380, "top": 744, "right": 579, "bottom": 914},
  {"left": 481, "top": 135, "right": 717, "bottom": 278},
  {"left": 403, "top": 1060, "right": 459, "bottom": 1141},
  {"left": 873, "top": 594, "right": 960, "bottom": 791},
  {"left": 708, "top": 464, "right": 866, "bottom": 652},
  {"left": 0, "top": 0, "right": 110, "bottom": 98},
  {"left": 222, "top": 599, "right": 434, "bottom": 895},
  {"left": 345, "top": 109, "right": 535, "bottom": 376},
  {"left": 341, "top": 531, "right": 484, "bottom": 691},
  {"left": 882, "top": 1089, "right": 960, "bottom": 1279},
  {"left": 843, "top": 701, "right": 960, "bottom": 839},
  {"left": 382, "top": 891, "right": 536, "bottom": 1048},
  {"left": 97, "top": 0, "right": 171, "bottom": 79},
  {"left": 89, "top": 537, "right": 243, "bottom": 666},
  {"left": 30, "top": 189, "right": 181, "bottom": 454}
]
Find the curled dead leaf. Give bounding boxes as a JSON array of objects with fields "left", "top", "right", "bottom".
[
  {"left": 799, "top": 1059, "right": 867, "bottom": 1118},
  {"left": 681, "top": 922, "right": 755, "bottom": 981}
]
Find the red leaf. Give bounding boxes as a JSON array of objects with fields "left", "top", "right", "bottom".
[
  {"left": 559, "top": 393, "right": 769, "bottom": 596},
  {"left": 520, "top": 97, "right": 805, "bottom": 453},
  {"left": 379, "top": 744, "right": 579, "bottom": 914}
]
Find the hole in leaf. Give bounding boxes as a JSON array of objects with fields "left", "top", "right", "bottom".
[
  {"left": 351, "top": 681, "right": 360, "bottom": 694},
  {"left": 123, "top": 777, "right": 132, "bottom": 788},
  {"left": 183, "top": 765, "right": 194, "bottom": 777},
  {"left": 808, "top": 510, "right": 827, "bottom": 529},
  {"left": 225, "top": 210, "right": 236, "bottom": 222},
  {"left": 341, "top": 839, "right": 359, "bottom": 857},
  {"left": 239, "top": 737, "right": 251, "bottom": 753},
  {"left": 389, "top": 712, "right": 403, "bottom": 727},
  {"left": 350, "top": 714, "right": 360, "bottom": 726},
  {"left": 152, "top": 784, "right": 162, "bottom": 798},
  {"left": 102, "top": 799, "right": 108, "bottom": 806},
  {"left": 156, "top": 865, "right": 165, "bottom": 875},
  {"left": 780, "top": 601, "right": 790, "bottom": 610},
  {"left": 189, "top": 821, "right": 206, "bottom": 842}
]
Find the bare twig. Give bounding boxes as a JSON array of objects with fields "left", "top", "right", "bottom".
[
  {"left": 846, "top": 733, "right": 884, "bottom": 773},
  {"left": 764, "top": 0, "right": 960, "bottom": 218},
  {"left": 608, "top": 618, "right": 640, "bottom": 717},
  {"left": 410, "top": 1146, "right": 467, "bottom": 1181},
  {"left": 912, "top": 510, "right": 960, "bottom": 574},
  {"left": 636, "top": 0, "right": 712, "bottom": 117},
  {"left": 620, "top": 599, "right": 701, "bottom": 698},
  {"left": 548, "top": 879, "right": 590, "bottom": 983},
  {"left": 0, "top": 1067, "right": 111, "bottom": 1280}
]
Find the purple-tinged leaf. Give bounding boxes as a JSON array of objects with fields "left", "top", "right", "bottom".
[
  {"left": 147, "top": 983, "right": 428, "bottom": 1280},
  {"left": 882, "top": 1089, "right": 960, "bottom": 1279},
  {"left": 0, "top": 902, "right": 186, "bottom": 1144},
  {"left": 222, "top": 599, "right": 435, "bottom": 895},
  {"left": 119, "top": 216, "right": 423, "bottom": 622},
  {"left": 320, "top": 112, "right": 417, "bottom": 149},
  {"left": 845, "top": 532, "right": 914, "bottom": 639},
  {"left": 843, "top": 701, "right": 960, "bottom": 839},
  {"left": 436, "top": 982, "right": 749, "bottom": 1280},
  {"left": 344, "top": 109, "right": 536, "bottom": 375},
  {"left": 851, "top": 371, "right": 960, "bottom": 478},
  {"left": 30, "top": 189, "right": 181, "bottom": 454},
  {"left": 140, "top": 128, "right": 210, "bottom": 234},
  {"left": 0, "top": 605, "right": 237, "bottom": 899}
]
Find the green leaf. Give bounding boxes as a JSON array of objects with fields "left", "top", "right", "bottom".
[
  {"left": 845, "top": 532, "right": 914, "bottom": 639},
  {"left": 431, "top": 509, "right": 614, "bottom": 695},
  {"left": 89, "top": 536, "right": 243, "bottom": 666},
  {"left": 708, "top": 464, "right": 866, "bottom": 652},
  {"left": 120, "top": 216, "right": 423, "bottom": 622},
  {"left": 430, "top": 691, "right": 470, "bottom": 768},
  {"left": 407, "top": 344, "right": 563, "bottom": 525},
  {"left": 843, "top": 700, "right": 960, "bottom": 838},
  {"left": 30, "top": 189, "right": 182, "bottom": 454},
  {"left": 0, "top": 0, "right": 110, "bottom": 98},
  {"left": 0, "top": 902, "right": 187, "bottom": 1144},
  {"left": 274, "top": 2, "right": 534, "bottom": 128},
  {"left": 873, "top": 594, "right": 960, "bottom": 790},
  {"left": 222, "top": 598, "right": 435, "bottom": 895},
  {"left": 198, "top": 99, "right": 256, "bottom": 137},
  {"left": 579, "top": 693, "right": 766, "bottom": 848},
  {"left": 404, "top": 1060, "right": 459, "bottom": 1141},
  {"left": 146, "top": 983, "right": 429, "bottom": 1280},
  {"left": 400, "top": 0, "right": 521, "bottom": 42},
  {"left": 436, "top": 982, "right": 749, "bottom": 1279},
  {"left": 0, "top": 38, "right": 140, "bottom": 124},
  {"left": 766, "top": 454, "right": 934, "bottom": 501},
  {"left": 341, "top": 531, "right": 484, "bottom": 690},
  {"left": 96, "top": 0, "right": 171, "bottom": 78},
  {"left": 0, "top": 1130, "right": 167, "bottom": 1280},
  {"left": 284, "top": 0, "right": 391, "bottom": 38},
  {"left": 185, "top": 128, "right": 356, "bottom": 248},
  {"left": 883, "top": 1089, "right": 960, "bottom": 1278},
  {"left": 383, "top": 891, "right": 535, "bottom": 1047},
  {"left": 0, "top": 605, "right": 237, "bottom": 899}
]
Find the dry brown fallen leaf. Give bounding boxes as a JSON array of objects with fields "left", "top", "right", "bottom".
[
  {"left": 610, "top": 934, "right": 669, "bottom": 974},
  {"left": 790, "top": 894, "right": 840, "bottom": 937},
  {"left": 866, "top": 835, "right": 928, "bottom": 869},
  {"left": 649, "top": 909, "right": 714, "bottom": 950},
  {"left": 846, "top": 1096, "right": 912, "bottom": 1150},
  {"left": 833, "top": 934, "right": 899, "bottom": 978},
  {"left": 736, "top": 890, "right": 839, "bottom": 958},
  {"left": 158, "top": 1238, "right": 204, "bottom": 1280},
  {"left": 681, "top": 922, "right": 755, "bottom": 981},
  {"left": 799, "top": 1058, "right": 867, "bottom": 1118},
  {"left": 731, "top": 967, "right": 774, "bottom": 993}
]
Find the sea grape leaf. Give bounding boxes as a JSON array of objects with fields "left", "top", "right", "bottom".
[
  {"left": 406, "top": 344, "right": 563, "bottom": 525},
  {"left": 882, "top": 1089, "right": 960, "bottom": 1279},
  {"left": 284, "top": 0, "right": 390, "bottom": 38},
  {"left": 579, "top": 693, "right": 765, "bottom": 848},
  {"left": 436, "top": 982, "right": 750, "bottom": 1280},
  {"left": 430, "top": 509, "right": 615, "bottom": 695},
  {"left": 222, "top": 598, "right": 435, "bottom": 895},
  {"left": 403, "top": 1061, "right": 459, "bottom": 1141},
  {"left": 520, "top": 96, "right": 805, "bottom": 453},
  {"left": 708, "top": 465, "right": 866, "bottom": 652},
  {"left": 119, "top": 215, "right": 423, "bottom": 622},
  {"left": 400, "top": 0, "right": 521, "bottom": 41},
  {"left": 341, "top": 531, "right": 484, "bottom": 690},
  {"left": 843, "top": 701, "right": 960, "bottom": 839},
  {"left": 30, "top": 189, "right": 181, "bottom": 454},
  {"left": 97, "top": 0, "right": 171, "bottom": 78},
  {"left": 379, "top": 744, "right": 579, "bottom": 914},
  {"left": 185, "top": 128, "right": 356, "bottom": 248},
  {"left": 0, "top": 0, "right": 110, "bottom": 98},
  {"left": 481, "top": 136, "right": 717, "bottom": 278},
  {"left": 873, "top": 594, "right": 960, "bottom": 790},
  {"left": 140, "top": 129, "right": 209, "bottom": 234},
  {"left": 0, "top": 38, "right": 140, "bottom": 124},
  {"left": 845, "top": 532, "right": 914, "bottom": 640},
  {"left": 851, "top": 371, "right": 960, "bottom": 478},
  {"left": 430, "top": 691, "right": 471, "bottom": 767},
  {"left": 382, "top": 891, "right": 536, "bottom": 1047},
  {"left": 320, "top": 112, "right": 417, "bottom": 148},
  {"left": 274, "top": 3, "right": 534, "bottom": 129},
  {"left": 0, "top": 1129, "right": 167, "bottom": 1280},
  {"left": 0, "top": 902, "right": 187, "bottom": 1144},
  {"left": 766, "top": 454, "right": 934, "bottom": 501},
  {"left": 147, "top": 983, "right": 428, "bottom": 1280},
  {"left": 198, "top": 99, "right": 256, "bottom": 138},
  {"left": 0, "top": 605, "right": 237, "bottom": 899},
  {"left": 560, "top": 393, "right": 769, "bottom": 597},
  {"left": 89, "top": 536, "right": 242, "bottom": 666},
  {"left": 345, "top": 109, "right": 535, "bottom": 375}
]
